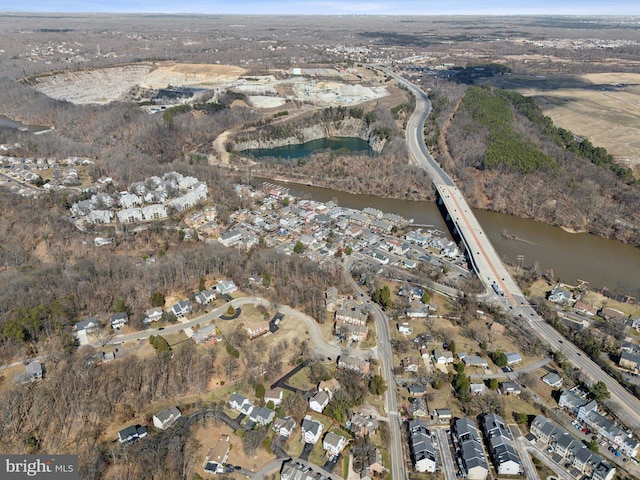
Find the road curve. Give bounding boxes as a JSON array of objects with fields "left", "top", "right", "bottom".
[{"left": 380, "top": 65, "right": 640, "bottom": 433}]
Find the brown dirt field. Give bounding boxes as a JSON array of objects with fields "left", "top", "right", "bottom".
[
  {"left": 192, "top": 419, "right": 276, "bottom": 476},
  {"left": 499, "top": 73, "right": 640, "bottom": 173}
]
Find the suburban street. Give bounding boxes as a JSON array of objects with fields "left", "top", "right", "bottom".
[
  {"left": 343, "top": 256, "right": 406, "bottom": 480},
  {"left": 509, "top": 425, "right": 539, "bottom": 480},
  {"left": 383, "top": 65, "right": 640, "bottom": 434}
]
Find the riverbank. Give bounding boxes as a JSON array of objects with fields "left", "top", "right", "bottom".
[{"left": 252, "top": 176, "right": 640, "bottom": 298}]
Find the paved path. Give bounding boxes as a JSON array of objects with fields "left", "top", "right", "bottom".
[
  {"left": 435, "top": 428, "right": 457, "bottom": 480},
  {"left": 509, "top": 425, "right": 540, "bottom": 480}
]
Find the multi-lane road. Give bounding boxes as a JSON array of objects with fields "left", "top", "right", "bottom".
[{"left": 382, "top": 65, "right": 640, "bottom": 433}]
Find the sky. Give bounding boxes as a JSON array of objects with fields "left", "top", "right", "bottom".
[{"left": 3, "top": 1, "right": 640, "bottom": 16}]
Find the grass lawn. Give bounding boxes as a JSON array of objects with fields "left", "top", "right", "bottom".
[{"left": 287, "top": 368, "right": 314, "bottom": 391}]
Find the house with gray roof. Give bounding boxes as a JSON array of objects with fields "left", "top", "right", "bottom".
[
  {"left": 463, "top": 355, "right": 488, "bottom": 368},
  {"left": 25, "top": 361, "right": 43, "bottom": 381},
  {"left": 76, "top": 317, "right": 99, "bottom": 333},
  {"left": 170, "top": 299, "right": 192, "bottom": 318},
  {"left": 229, "top": 393, "right": 254, "bottom": 415},
  {"left": 250, "top": 406, "right": 275, "bottom": 426},
  {"left": 323, "top": 432, "right": 347, "bottom": 456},
  {"left": 452, "top": 417, "right": 488, "bottom": 480},
  {"left": 280, "top": 460, "right": 318, "bottom": 480},
  {"left": 301, "top": 415, "right": 324, "bottom": 444},
  {"left": 542, "top": 372, "right": 563, "bottom": 387},
  {"left": 481, "top": 413, "right": 522, "bottom": 476},
  {"left": 273, "top": 416, "right": 296, "bottom": 438},
  {"left": 408, "top": 419, "right": 436, "bottom": 473},
  {"left": 506, "top": 352, "right": 522, "bottom": 365},
  {"left": 153, "top": 406, "right": 181, "bottom": 430},
  {"left": 118, "top": 425, "right": 147, "bottom": 444}
]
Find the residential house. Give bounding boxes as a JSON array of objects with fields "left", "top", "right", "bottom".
[
  {"left": 337, "top": 356, "right": 370, "bottom": 375},
  {"left": 269, "top": 313, "right": 284, "bottom": 333},
  {"left": 408, "top": 384, "right": 427, "bottom": 397},
  {"left": 434, "top": 349, "right": 454, "bottom": 364},
  {"left": 318, "top": 379, "right": 341, "bottom": 399},
  {"left": 193, "top": 325, "right": 220, "bottom": 346},
  {"left": 195, "top": 289, "right": 216, "bottom": 305},
  {"left": 530, "top": 415, "right": 559, "bottom": 444},
  {"left": 506, "top": 352, "right": 522, "bottom": 365},
  {"left": 280, "top": 461, "right": 318, "bottom": 480},
  {"left": 203, "top": 438, "right": 231, "bottom": 474},
  {"left": 360, "top": 448, "right": 385, "bottom": 477},
  {"left": 325, "top": 287, "right": 339, "bottom": 312},
  {"left": 349, "top": 413, "right": 379, "bottom": 437},
  {"left": 273, "top": 416, "right": 296, "bottom": 438},
  {"left": 452, "top": 417, "right": 489, "bottom": 480},
  {"left": 76, "top": 317, "right": 99, "bottom": 333},
  {"left": 500, "top": 382, "right": 522, "bottom": 395},
  {"left": 481, "top": 413, "right": 522, "bottom": 476},
  {"left": 171, "top": 299, "right": 192, "bottom": 318},
  {"left": 470, "top": 383, "right": 486, "bottom": 395},
  {"left": 323, "top": 432, "right": 347, "bottom": 456},
  {"left": 600, "top": 307, "right": 625, "bottom": 322},
  {"left": 216, "top": 280, "right": 237, "bottom": 295},
  {"left": 301, "top": 416, "right": 324, "bottom": 444},
  {"left": 403, "top": 357, "right": 419, "bottom": 372},
  {"left": 558, "top": 388, "right": 589, "bottom": 413},
  {"left": 245, "top": 321, "right": 269, "bottom": 340},
  {"left": 25, "top": 361, "right": 43, "bottom": 381},
  {"left": 398, "top": 323, "right": 413, "bottom": 334},
  {"left": 619, "top": 351, "right": 640, "bottom": 371},
  {"left": 309, "top": 391, "right": 330, "bottom": 413},
  {"left": 408, "top": 419, "right": 437, "bottom": 473},
  {"left": 250, "top": 406, "right": 276, "bottom": 426},
  {"left": 145, "top": 307, "right": 164, "bottom": 323},
  {"left": 219, "top": 229, "right": 243, "bottom": 248},
  {"left": 549, "top": 286, "right": 572, "bottom": 304},
  {"left": 406, "top": 307, "right": 429, "bottom": 319},
  {"left": 433, "top": 409, "right": 452, "bottom": 423},
  {"left": 229, "top": 393, "right": 254, "bottom": 415},
  {"left": 102, "top": 351, "right": 116, "bottom": 363},
  {"left": 118, "top": 425, "right": 148, "bottom": 444},
  {"left": 490, "top": 322, "right": 505, "bottom": 335},
  {"left": 574, "top": 301, "right": 597, "bottom": 317},
  {"left": 110, "top": 312, "right": 128, "bottom": 329},
  {"left": 554, "top": 432, "right": 581, "bottom": 460},
  {"left": 372, "top": 251, "right": 389, "bottom": 265},
  {"left": 463, "top": 356, "right": 489, "bottom": 368},
  {"left": 153, "top": 407, "right": 182, "bottom": 430},
  {"left": 264, "top": 387, "right": 283, "bottom": 407},
  {"left": 419, "top": 346, "right": 430, "bottom": 359},
  {"left": 410, "top": 398, "right": 428, "bottom": 418},
  {"left": 542, "top": 372, "right": 563, "bottom": 388}
]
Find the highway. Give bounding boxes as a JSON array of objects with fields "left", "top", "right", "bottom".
[
  {"left": 343, "top": 257, "right": 406, "bottom": 480},
  {"left": 382, "top": 65, "right": 640, "bottom": 433}
]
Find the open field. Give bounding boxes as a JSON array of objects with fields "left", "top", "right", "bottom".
[{"left": 491, "top": 73, "right": 640, "bottom": 174}]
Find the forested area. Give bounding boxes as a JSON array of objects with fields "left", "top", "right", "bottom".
[
  {"left": 0, "top": 192, "right": 339, "bottom": 360},
  {"left": 0, "top": 342, "right": 214, "bottom": 479},
  {"left": 442, "top": 85, "right": 640, "bottom": 246}
]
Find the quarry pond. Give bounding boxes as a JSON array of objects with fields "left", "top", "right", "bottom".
[{"left": 243, "top": 137, "right": 375, "bottom": 160}]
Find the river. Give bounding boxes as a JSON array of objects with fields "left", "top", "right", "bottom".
[{"left": 255, "top": 178, "right": 640, "bottom": 298}]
